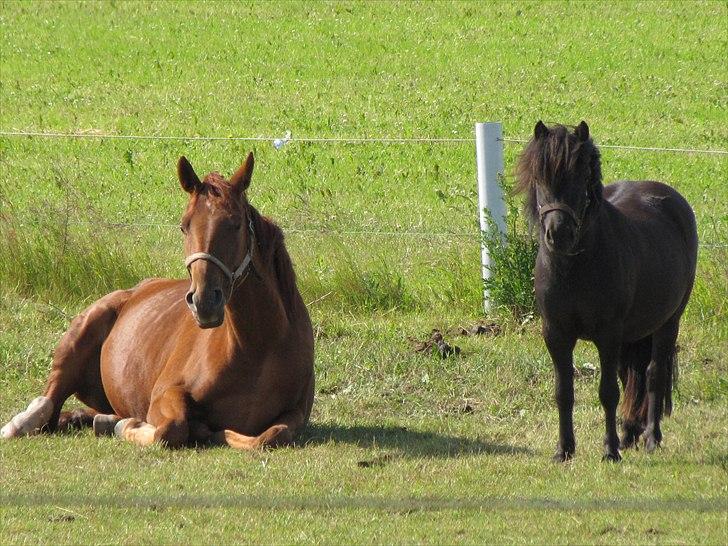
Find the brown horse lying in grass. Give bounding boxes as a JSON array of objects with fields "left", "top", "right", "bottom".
[{"left": 2, "top": 153, "right": 315, "bottom": 449}]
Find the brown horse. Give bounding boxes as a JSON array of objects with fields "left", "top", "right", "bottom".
[
  {"left": 516, "top": 121, "right": 698, "bottom": 462},
  {"left": 2, "top": 153, "right": 315, "bottom": 449}
]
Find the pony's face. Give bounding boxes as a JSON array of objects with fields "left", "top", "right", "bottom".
[
  {"left": 177, "top": 154, "right": 254, "bottom": 328},
  {"left": 518, "top": 121, "right": 602, "bottom": 255}
]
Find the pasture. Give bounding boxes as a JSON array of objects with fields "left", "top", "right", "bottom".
[{"left": 1, "top": 1, "right": 726, "bottom": 544}]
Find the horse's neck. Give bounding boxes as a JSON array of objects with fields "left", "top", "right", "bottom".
[{"left": 223, "top": 272, "right": 289, "bottom": 348}]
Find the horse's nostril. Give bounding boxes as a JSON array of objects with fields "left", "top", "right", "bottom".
[
  {"left": 212, "top": 289, "right": 223, "bottom": 306},
  {"left": 545, "top": 229, "right": 554, "bottom": 245},
  {"left": 186, "top": 291, "right": 195, "bottom": 308}
]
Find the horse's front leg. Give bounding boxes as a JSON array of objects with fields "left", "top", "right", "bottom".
[
  {"left": 107, "top": 386, "right": 190, "bottom": 448},
  {"left": 595, "top": 333, "right": 623, "bottom": 462},
  {"left": 213, "top": 408, "right": 307, "bottom": 450},
  {"left": 544, "top": 327, "right": 577, "bottom": 462}
]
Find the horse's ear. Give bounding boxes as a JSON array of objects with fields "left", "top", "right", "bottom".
[
  {"left": 534, "top": 120, "right": 549, "bottom": 139},
  {"left": 178, "top": 156, "right": 201, "bottom": 194},
  {"left": 575, "top": 120, "right": 590, "bottom": 142},
  {"left": 230, "top": 152, "right": 254, "bottom": 194}
]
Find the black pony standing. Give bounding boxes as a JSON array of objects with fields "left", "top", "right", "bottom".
[{"left": 516, "top": 121, "right": 698, "bottom": 462}]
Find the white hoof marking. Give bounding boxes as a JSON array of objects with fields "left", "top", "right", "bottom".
[{"left": 0, "top": 396, "right": 54, "bottom": 438}]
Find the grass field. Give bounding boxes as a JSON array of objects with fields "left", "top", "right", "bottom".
[{"left": 1, "top": 1, "right": 726, "bottom": 544}]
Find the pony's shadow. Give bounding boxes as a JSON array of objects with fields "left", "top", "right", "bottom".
[{"left": 300, "top": 423, "right": 532, "bottom": 459}]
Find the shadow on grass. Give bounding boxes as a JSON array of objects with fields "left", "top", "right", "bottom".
[{"left": 300, "top": 423, "right": 532, "bottom": 458}]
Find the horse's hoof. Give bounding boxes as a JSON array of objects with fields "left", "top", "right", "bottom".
[
  {"left": 113, "top": 418, "right": 136, "bottom": 438},
  {"left": 257, "top": 424, "right": 292, "bottom": 448},
  {"left": 602, "top": 451, "right": 622, "bottom": 462},
  {"left": 0, "top": 422, "right": 18, "bottom": 439},
  {"left": 93, "top": 414, "right": 122, "bottom": 437},
  {"left": 0, "top": 396, "right": 53, "bottom": 438}
]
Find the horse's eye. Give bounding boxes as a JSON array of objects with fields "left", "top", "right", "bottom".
[{"left": 179, "top": 225, "right": 186, "bottom": 234}]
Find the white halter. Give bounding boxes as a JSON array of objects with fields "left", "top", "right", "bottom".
[{"left": 184, "top": 218, "right": 255, "bottom": 294}]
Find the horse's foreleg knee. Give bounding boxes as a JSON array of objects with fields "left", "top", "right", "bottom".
[{"left": 0, "top": 396, "right": 54, "bottom": 438}]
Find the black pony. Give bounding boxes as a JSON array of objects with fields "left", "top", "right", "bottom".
[{"left": 516, "top": 121, "right": 698, "bottom": 462}]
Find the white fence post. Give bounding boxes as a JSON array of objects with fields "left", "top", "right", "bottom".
[{"left": 475, "top": 122, "right": 506, "bottom": 314}]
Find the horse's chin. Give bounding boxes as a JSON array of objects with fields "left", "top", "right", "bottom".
[{"left": 193, "top": 313, "right": 224, "bottom": 329}]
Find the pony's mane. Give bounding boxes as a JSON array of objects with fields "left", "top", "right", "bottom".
[
  {"left": 248, "top": 205, "right": 300, "bottom": 318},
  {"left": 515, "top": 124, "right": 602, "bottom": 224}
]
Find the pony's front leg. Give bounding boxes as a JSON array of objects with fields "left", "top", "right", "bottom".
[
  {"left": 596, "top": 334, "right": 622, "bottom": 462},
  {"left": 544, "top": 327, "right": 576, "bottom": 462}
]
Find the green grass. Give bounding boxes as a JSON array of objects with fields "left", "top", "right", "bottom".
[{"left": 1, "top": 1, "right": 727, "bottom": 544}]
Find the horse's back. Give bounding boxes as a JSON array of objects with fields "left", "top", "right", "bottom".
[{"left": 100, "top": 278, "right": 191, "bottom": 418}]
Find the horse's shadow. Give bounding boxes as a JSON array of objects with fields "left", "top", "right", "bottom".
[{"left": 300, "top": 423, "right": 532, "bottom": 459}]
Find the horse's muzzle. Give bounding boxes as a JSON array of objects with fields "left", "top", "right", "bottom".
[{"left": 186, "top": 287, "right": 225, "bottom": 328}]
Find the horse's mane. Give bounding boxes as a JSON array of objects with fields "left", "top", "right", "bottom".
[
  {"left": 247, "top": 205, "right": 300, "bottom": 318},
  {"left": 514, "top": 124, "right": 602, "bottom": 225}
]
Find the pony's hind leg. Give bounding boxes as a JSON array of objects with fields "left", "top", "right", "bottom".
[
  {"left": 1, "top": 290, "right": 131, "bottom": 439},
  {"left": 643, "top": 317, "right": 680, "bottom": 452}
]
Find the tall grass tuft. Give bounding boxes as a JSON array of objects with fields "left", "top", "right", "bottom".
[
  {"left": 331, "top": 253, "right": 414, "bottom": 312},
  {"left": 481, "top": 199, "right": 539, "bottom": 319},
  {"left": 0, "top": 209, "right": 157, "bottom": 304}
]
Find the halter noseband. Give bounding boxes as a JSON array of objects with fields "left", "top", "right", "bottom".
[
  {"left": 538, "top": 194, "right": 591, "bottom": 256},
  {"left": 184, "top": 217, "right": 256, "bottom": 295},
  {"left": 538, "top": 202, "right": 584, "bottom": 230}
]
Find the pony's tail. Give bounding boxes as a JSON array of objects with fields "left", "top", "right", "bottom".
[
  {"left": 619, "top": 338, "right": 651, "bottom": 442},
  {"left": 619, "top": 338, "right": 678, "bottom": 443}
]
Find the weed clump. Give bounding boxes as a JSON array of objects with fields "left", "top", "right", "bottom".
[{"left": 481, "top": 198, "right": 538, "bottom": 320}]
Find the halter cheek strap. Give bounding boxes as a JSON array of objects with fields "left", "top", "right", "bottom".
[{"left": 184, "top": 218, "right": 256, "bottom": 293}]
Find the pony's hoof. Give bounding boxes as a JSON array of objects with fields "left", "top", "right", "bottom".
[
  {"left": 644, "top": 437, "right": 661, "bottom": 453},
  {"left": 0, "top": 396, "right": 53, "bottom": 438},
  {"left": 619, "top": 436, "right": 637, "bottom": 450},
  {"left": 93, "top": 414, "right": 122, "bottom": 437},
  {"left": 552, "top": 450, "right": 573, "bottom": 463},
  {"left": 602, "top": 451, "right": 622, "bottom": 462}
]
